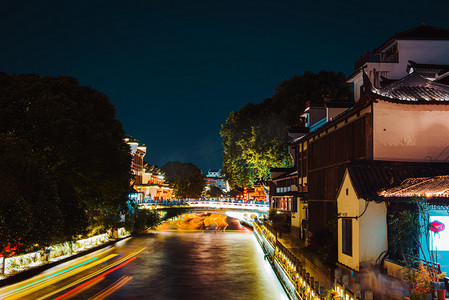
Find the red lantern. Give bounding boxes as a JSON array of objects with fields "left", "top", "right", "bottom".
[{"left": 429, "top": 221, "right": 445, "bottom": 233}]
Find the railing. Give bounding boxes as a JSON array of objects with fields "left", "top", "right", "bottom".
[
  {"left": 254, "top": 220, "right": 326, "bottom": 299},
  {"left": 1, "top": 229, "right": 128, "bottom": 277},
  {"left": 254, "top": 221, "right": 379, "bottom": 299},
  {"left": 410, "top": 256, "right": 442, "bottom": 274},
  {"left": 354, "top": 51, "right": 399, "bottom": 70},
  {"left": 309, "top": 117, "right": 327, "bottom": 132},
  {"left": 185, "top": 200, "right": 269, "bottom": 211}
]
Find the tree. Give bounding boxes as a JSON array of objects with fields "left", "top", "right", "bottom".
[
  {"left": 0, "top": 73, "right": 132, "bottom": 250},
  {"left": 161, "top": 161, "right": 205, "bottom": 198},
  {"left": 221, "top": 70, "right": 351, "bottom": 188},
  {"left": 205, "top": 186, "right": 223, "bottom": 198},
  {"left": 0, "top": 134, "right": 63, "bottom": 252},
  {"left": 226, "top": 189, "right": 239, "bottom": 198},
  {"left": 388, "top": 197, "right": 440, "bottom": 293},
  {"left": 125, "top": 202, "right": 161, "bottom": 234}
]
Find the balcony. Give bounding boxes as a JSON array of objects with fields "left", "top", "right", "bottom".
[{"left": 354, "top": 51, "right": 398, "bottom": 70}]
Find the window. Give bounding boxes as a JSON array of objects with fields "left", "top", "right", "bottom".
[
  {"left": 342, "top": 218, "right": 353, "bottom": 256},
  {"left": 292, "top": 198, "right": 297, "bottom": 213}
]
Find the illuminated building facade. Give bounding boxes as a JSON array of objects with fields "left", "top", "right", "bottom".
[
  {"left": 336, "top": 160, "right": 449, "bottom": 274},
  {"left": 138, "top": 163, "right": 173, "bottom": 202},
  {"left": 204, "top": 169, "right": 229, "bottom": 192},
  {"left": 248, "top": 183, "right": 268, "bottom": 202},
  {"left": 347, "top": 23, "right": 449, "bottom": 101},
  {"left": 125, "top": 137, "right": 173, "bottom": 203},
  {"left": 288, "top": 25, "right": 449, "bottom": 236},
  {"left": 380, "top": 174, "right": 449, "bottom": 275},
  {"left": 273, "top": 25, "right": 449, "bottom": 280}
]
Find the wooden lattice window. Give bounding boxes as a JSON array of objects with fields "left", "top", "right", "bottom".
[{"left": 342, "top": 218, "right": 353, "bottom": 256}]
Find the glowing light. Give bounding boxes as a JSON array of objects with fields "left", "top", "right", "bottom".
[
  {"left": 40, "top": 247, "right": 145, "bottom": 299},
  {"left": 3, "top": 254, "right": 117, "bottom": 300},
  {"left": 53, "top": 276, "right": 105, "bottom": 299},
  {"left": 90, "top": 276, "right": 133, "bottom": 299},
  {"left": 6, "top": 256, "right": 99, "bottom": 295},
  {"left": 429, "top": 220, "right": 445, "bottom": 233},
  {"left": 52, "top": 256, "right": 136, "bottom": 300}
]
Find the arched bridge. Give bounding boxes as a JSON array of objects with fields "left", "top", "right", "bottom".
[
  {"left": 185, "top": 199, "right": 269, "bottom": 223},
  {"left": 186, "top": 206, "right": 268, "bottom": 223},
  {"left": 140, "top": 199, "right": 269, "bottom": 223}
]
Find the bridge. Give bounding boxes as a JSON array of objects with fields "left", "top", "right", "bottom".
[
  {"left": 186, "top": 207, "right": 268, "bottom": 223},
  {"left": 140, "top": 199, "right": 269, "bottom": 223}
]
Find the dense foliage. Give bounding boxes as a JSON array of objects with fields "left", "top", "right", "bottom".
[
  {"left": 221, "top": 70, "right": 351, "bottom": 187},
  {"left": 161, "top": 161, "right": 205, "bottom": 198},
  {"left": 0, "top": 73, "right": 132, "bottom": 252},
  {"left": 125, "top": 203, "right": 161, "bottom": 234},
  {"left": 205, "top": 186, "right": 223, "bottom": 198}
]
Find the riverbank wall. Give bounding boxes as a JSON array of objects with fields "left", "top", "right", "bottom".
[
  {"left": 253, "top": 221, "right": 371, "bottom": 300},
  {"left": 0, "top": 228, "right": 129, "bottom": 284},
  {"left": 253, "top": 221, "right": 323, "bottom": 300}
]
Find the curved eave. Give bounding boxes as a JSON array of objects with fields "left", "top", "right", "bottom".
[
  {"left": 380, "top": 196, "right": 449, "bottom": 206},
  {"left": 372, "top": 93, "right": 449, "bottom": 105}
]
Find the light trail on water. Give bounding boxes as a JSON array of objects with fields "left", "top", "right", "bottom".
[
  {"left": 2, "top": 254, "right": 117, "bottom": 300},
  {"left": 89, "top": 276, "right": 133, "bottom": 300},
  {"left": 1, "top": 256, "right": 99, "bottom": 296},
  {"left": 41, "top": 247, "right": 144, "bottom": 300},
  {"left": 52, "top": 257, "right": 136, "bottom": 300}
]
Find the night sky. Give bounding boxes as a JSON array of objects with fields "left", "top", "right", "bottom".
[{"left": 1, "top": 0, "right": 448, "bottom": 171}]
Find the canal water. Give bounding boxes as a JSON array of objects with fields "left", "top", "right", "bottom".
[{"left": 114, "top": 213, "right": 289, "bottom": 300}]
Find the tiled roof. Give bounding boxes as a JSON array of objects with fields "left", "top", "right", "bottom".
[
  {"left": 272, "top": 169, "right": 297, "bottom": 181},
  {"left": 379, "top": 175, "right": 449, "bottom": 197},
  {"left": 407, "top": 60, "right": 449, "bottom": 76},
  {"left": 373, "top": 72, "right": 449, "bottom": 101},
  {"left": 375, "top": 24, "right": 449, "bottom": 52},
  {"left": 395, "top": 24, "right": 449, "bottom": 40},
  {"left": 346, "top": 160, "right": 449, "bottom": 201},
  {"left": 436, "top": 74, "right": 449, "bottom": 85}
]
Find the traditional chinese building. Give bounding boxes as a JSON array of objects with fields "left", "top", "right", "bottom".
[
  {"left": 336, "top": 160, "right": 449, "bottom": 274},
  {"left": 249, "top": 182, "right": 269, "bottom": 202},
  {"left": 287, "top": 24, "right": 449, "bottom": 246},
  {"left": 204, "top": 169, "right": 229, "bottom": 192},
  {"left": 125, "top": 137, "right": 173, "bottom": 203},
  {"left": 347, "top": 23, "right": 449, "bottom": 101}
]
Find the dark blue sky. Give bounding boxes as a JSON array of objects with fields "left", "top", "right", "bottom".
[{"left": 1, "top": 0, "right": 448, "bottom": 171}]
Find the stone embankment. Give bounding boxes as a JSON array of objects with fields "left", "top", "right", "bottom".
[{"left": 253, "top": 221, "right": 373, "bottom": 300}]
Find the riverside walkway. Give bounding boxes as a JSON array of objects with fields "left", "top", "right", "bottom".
[
  {"left": 253, "top": 221, "right": 333, "bottom": 300},
  {"left": 276, "top": 230, "right": 332, "bottom": 290}
]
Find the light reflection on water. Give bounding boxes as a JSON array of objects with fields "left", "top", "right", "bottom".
[
  {"left": 156, "top": 212, "right": 244, "bottom": 231},
  {"left": 115, "top": 216, "right": 288, "bottom": 300}
]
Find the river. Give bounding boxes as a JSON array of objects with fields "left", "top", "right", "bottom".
[
  {"left": 0, "top": 213, "right": 289, "bottom": 300},
  {"left": 113, "top": 213, "right": 289, "bottom": 299}
]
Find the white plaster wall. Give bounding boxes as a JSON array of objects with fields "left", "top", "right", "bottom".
[
  {"left": 337, "top": 171, "right": 360, "bottom": 271},
  {"left": 370, "top": 40, "right": 449, "bottom": 80},
  {"left": 373, "top": 40, "right": 449, "bottom": 80},
  {"left": 397, "top": 40, "right": 449, "bottom": 75},
  {"left": 327, "top": 107, "right": 350, "bottom": 120},
  {"left": 373, "top": 100, "right": 449, "bottom": 162},
  {"left": 350, "top": 39, "right": 449, "bottom": 99},
  {"left": 358, "top": 200, "right": 388, "bottom": 264}
]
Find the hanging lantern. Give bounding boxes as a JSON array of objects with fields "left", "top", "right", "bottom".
[{"left": 429, "top": 220, "right": 445, "bottom": 233}]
